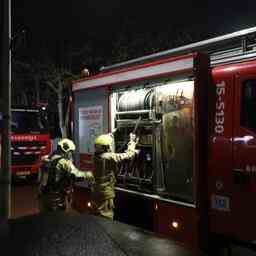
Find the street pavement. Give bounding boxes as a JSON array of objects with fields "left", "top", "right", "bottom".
[
  {"left": 5, "top": 179, "right": 195, "bottom": 256},
  {"left": 11, "top": 178, "right": 39, "bottom": 218},
  {"left": 7, "top": 212, "right": 194, "bottom": 256},
  {"left": 8, "top": 179, "right": 256, "bottom": 256}
]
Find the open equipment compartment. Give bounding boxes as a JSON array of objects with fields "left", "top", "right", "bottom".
[{"left": 110, "top": 80, "right": 195, "bottom": 203}]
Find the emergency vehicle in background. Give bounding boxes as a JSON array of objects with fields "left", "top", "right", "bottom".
[
  {"left": 71, "top": 26, "right": 256, "bottom": 255},
  {"left": 0, "top": 105, "right": 52, "bottom": 177}
]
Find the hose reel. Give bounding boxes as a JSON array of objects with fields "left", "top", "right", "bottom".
[{"left": 117, "top": 89, "right": 154, "bottom": 112}]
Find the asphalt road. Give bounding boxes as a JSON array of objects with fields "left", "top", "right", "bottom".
[
  {"left": 7, "top": 178, "right": 195, "bottom": 256},
  {"left": 11, "top": 178, "right": 39, "bottom": 219},
  {"left": 9, "top": 179, "right": 256, "bottom": 256}
]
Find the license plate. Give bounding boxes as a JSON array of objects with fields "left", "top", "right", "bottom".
[{"left": 211, "top": 194, "right": 230, "bottom": 212}]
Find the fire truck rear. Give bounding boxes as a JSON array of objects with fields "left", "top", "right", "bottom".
[
  {"left": 0, "top": 106, "right": 52, "bottom": 177},
  {"left": 72, "top": 27, "right": 256, "bottom": 255}
]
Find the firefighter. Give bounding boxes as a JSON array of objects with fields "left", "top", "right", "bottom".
[
  {"left": 38, "top": 138, "right": 94, "bottom": 213},
  {"left": 92, "top": 132, "right": 139, "bottom": 220}
]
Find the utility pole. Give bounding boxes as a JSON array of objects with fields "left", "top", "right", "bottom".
[{"left": 0, "top": 0, "right": 12, "bottom": 218}]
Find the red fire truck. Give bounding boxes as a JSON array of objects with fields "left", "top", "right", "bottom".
[
  {"left": 0, "top": 105, "right": 52, "bottom": 177},
  {"left": 71, "top": 26, "right": 256, "bottom": 255}
]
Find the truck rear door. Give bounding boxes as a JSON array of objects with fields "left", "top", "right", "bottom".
[{"left": 233, "top": 63, "right": 256, "bottom": 241}]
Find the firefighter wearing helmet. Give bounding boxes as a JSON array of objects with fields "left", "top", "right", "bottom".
[
  {"left": 38, "top": 138, "right": 94, "bottom": 213},
  {"left": 92, "top": 132, "right": 139, "bottom": 219}
]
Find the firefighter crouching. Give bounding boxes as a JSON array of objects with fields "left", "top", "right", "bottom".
[
  {"left": 91, "top": 133, "right": 139, "bottom": 220},
  {"left": 38, "top": 138, "right": 94, "bottom": 213}
]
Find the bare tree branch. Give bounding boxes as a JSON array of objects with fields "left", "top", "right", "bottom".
[{"left": 45, "top": 81, "right": 59, "bottom": 94}]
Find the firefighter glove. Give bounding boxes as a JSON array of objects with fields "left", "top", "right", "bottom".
[
  {"left": 84, "top": 171, "right": 95, "bottom": 183},
  {"left": 129, "top": 133, "right": 136, "bottom": 142}
]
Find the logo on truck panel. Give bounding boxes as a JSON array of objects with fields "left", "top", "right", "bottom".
[
  {"left": 215, "top": 81, "right": 225, "bottom": 135},
  {"left": 11, "top": 135, "right": 38, "bottom": 141}
]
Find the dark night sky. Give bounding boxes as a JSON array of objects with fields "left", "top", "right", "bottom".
[{"left": 12, "top": 0, "right": 256, "bottom": 68}]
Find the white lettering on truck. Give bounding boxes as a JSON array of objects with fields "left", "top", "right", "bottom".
[{"left": 215, "top": 81, "right": 225, "bottom": 134}]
